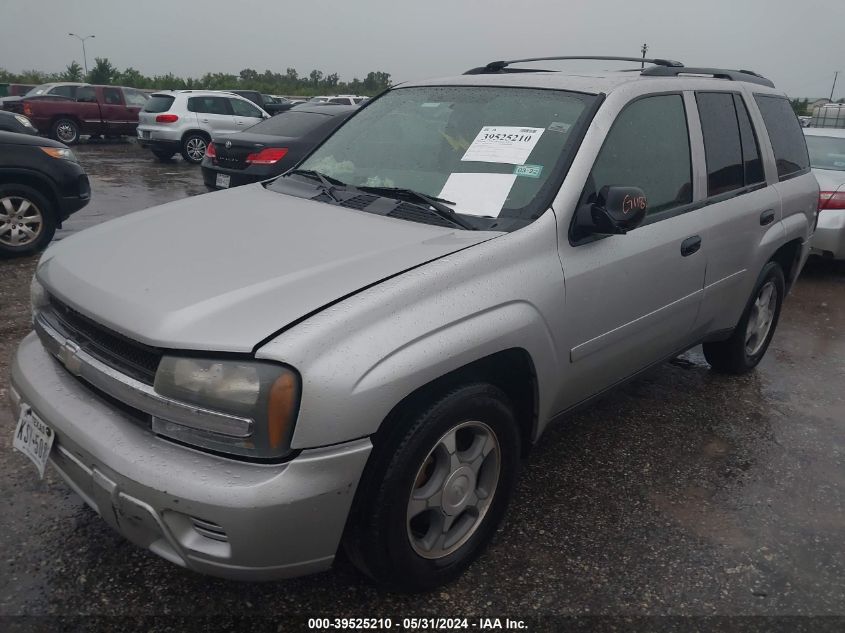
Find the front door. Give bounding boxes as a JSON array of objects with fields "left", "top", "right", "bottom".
[
  {"left": 555, "top": 93, "right": 708, "bottom": 411},
  {"left": 228, "top": 97, "right": 265, "bottom": 130}
]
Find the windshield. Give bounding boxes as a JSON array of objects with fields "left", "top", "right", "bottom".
[
  {"left": 290, "top": 85, "right": 593, "bottom": 224},
  {"left": 806, "top": 134, "right": 845, "bottom": 172},
  {"left": 24, "top": 83, "right": 52, "bottom": 97}
]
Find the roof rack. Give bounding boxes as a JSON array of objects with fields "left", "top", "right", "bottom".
[
  {"left": 641, "top": 65, "right": 775, "bottom": 87},
  {"left": 463, "top": 56, "right": 775, "bottom": 87},
  {"left": 464, "top": 56, "right": 684, "bottom": 74}
]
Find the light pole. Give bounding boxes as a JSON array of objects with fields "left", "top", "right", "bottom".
[
  {"left": 641, "top": 43, "right": 649, "bottom": 69},
  {"left": 68, "top": 33, "right": 95, "bottom": 76}
]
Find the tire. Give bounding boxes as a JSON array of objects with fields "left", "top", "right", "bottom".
[
  {"left": 0, "top": 184, "right": 57, "bottom": 258},
  {"left": 703, "top": 261, "right": 785, "bottom": 374},
  {"left": 51, "top": 118, "right": 80, "bottom": 145},
  {"left": 152, "top": 148, "right": 175, "bottom": 161},
  {"left": 344, "top": 383, "right": 521, "bottom": 592},
  {"left": 180, "top": 133, "right": 208, "bottom": 164}
]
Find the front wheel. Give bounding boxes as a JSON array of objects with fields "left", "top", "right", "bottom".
[
  {"left": 344, "top": 383, "right": 521, "bottom": 592},
  {"left": 51, "top": 118, "right": 80, "bottom": 145},
  {"left": 703, "top": 261, "right": 785, "bottom": 374},
  {"left": 180, "top": 133, "right": 208, "bottom": 164},
  {"left": 0, "top": 184, "right": 56, "bottom": 258}
]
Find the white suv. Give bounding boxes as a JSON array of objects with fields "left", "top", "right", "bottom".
[{"left": 137, "top": 90, "right": 268, "bottom": 163}]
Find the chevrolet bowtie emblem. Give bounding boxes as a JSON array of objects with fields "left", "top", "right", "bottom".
[{"left": 58, "top": 340, "right": 82, "bottom": 376}]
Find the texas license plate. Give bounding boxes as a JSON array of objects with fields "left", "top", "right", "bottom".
[
  {"left": 12, "top": 405, "right": 55, "bottom": 479},
  {"left": 216, "top": 173, "right": 230, "bottom": 188}
]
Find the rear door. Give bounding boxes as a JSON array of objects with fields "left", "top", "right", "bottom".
[
  {"left": 228, "top": 97, "right": 265, "bottom": 130},
  {"left": 188, "top": 95, "right": 237, "bottom": 136},
  {"left": 557, "top": 93, "right": 709, "bottom": 409},
  {"left": 693, "top": 91, "right": 780, "bottom": 334}
]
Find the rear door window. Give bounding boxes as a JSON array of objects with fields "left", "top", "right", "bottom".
[
  {"left": 754, "top": 94, "right": 810, "bottom": 180},
  {"left": 696, "top": 92, "right": 744, "bottom": 196},
  {"left": 188, "top": 96, "right": 231, "bottom": 115},
  {"left": 587, "top": 94, "right": 692, "bottom": 217},
  {"left": 143, "top": 95, "right": 175, "bottom": 113},
  {"left": 734, "top": 94, "right": 765, "bottom": 185}
]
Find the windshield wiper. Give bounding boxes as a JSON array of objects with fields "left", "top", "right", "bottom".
[
  {"left": 357, "top": 186, "right": 475, "bottom": 230},
  {"left": 288, "top": 169, "right": 345, "bottom": 203}
]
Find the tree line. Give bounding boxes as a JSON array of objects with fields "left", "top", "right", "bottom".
[{"left": 0, "top": 58, "right": 392, "bottom": 96}]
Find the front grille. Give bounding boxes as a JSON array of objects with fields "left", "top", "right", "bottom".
[{"left": 44, "top": 297, "right": 163, "bottom": 385}]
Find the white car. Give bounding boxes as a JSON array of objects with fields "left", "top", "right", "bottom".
[
  {"left": 308, "top": 95, "right": 368, "bottom": 106},
  {"left": 804, "top": 128, "right": 845, "bottom": 259},
  {"left": 136, "top": 90, "right": 269, "bottom": 163}
]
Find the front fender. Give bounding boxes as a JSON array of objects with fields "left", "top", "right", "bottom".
[{"left": 256, "top": 212, "right": 565, "bottom": 449}]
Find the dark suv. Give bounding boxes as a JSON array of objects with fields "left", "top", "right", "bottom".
[{"left": 0, "top": 131, "right": 90, "bottom": 257}]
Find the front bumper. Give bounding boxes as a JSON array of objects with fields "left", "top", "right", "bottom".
[
  {"left": 10, "top": 332, "right": 372, "bottom": 581},
  {"left": 810, "top": 209, "right": 845, "bottom": 259}
]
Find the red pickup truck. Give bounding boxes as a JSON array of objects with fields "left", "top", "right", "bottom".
[{"left": 3, "top": 84, "right": 149, "bottom": 144}]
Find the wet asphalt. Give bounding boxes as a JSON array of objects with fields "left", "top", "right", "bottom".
[{"left": 0, "top": 141, "right": 843, "bottom": 629}]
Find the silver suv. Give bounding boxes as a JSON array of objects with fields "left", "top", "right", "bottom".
[
  {"left": 10, "top": 56, "right": 818, "bottom": 591},
  {"left": 137, "top": 90, "right": 268, "bottom": 163}
]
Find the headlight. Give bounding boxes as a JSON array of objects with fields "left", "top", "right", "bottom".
[
  {"left": 30, "top": 275, "right": 48, "bottom": 321},
  {"left": 39, "top": 147, "right": 78, "bottom": 162},
  {"left": 15, "top": 114, "right": 35, "bottom": 129},
  {"left": 153, "top": 356, "right": 300, "bottom": 459}
]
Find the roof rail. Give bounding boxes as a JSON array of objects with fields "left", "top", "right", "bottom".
[
  {"left": 640, "top": 65, "right": 775, "bottom": 87},
  {"left": 464, "top": 56, "right": 684, "bottom": 75}
]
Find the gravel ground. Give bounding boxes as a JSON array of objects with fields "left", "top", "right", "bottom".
[{"left": 0, "top": 142, "right": 843, "bottom": 631}]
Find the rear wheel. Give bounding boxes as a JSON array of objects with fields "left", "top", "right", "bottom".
[
  {"left": 51, "top": 118, "right": 80, "bottom": 145},
  {"left": 0, "top": 184, "right": 56, "bottom": 258},
  {"left": 152, "top": 148, "right": 175, "bottom": 161},
  {"left": 344, "top": 383, "right": 521, "bottom": 592},
  {"left": 703, "top": 261, "right": 785, "bottom": 374},
  {"left": 180, "top": 133, "right": 208, "bottom": 164}
]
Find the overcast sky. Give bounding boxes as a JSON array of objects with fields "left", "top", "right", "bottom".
[{"left": 1, "top": 0, "right": 843, "bottom": 98}]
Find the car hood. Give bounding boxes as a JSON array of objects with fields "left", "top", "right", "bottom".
[
  {"left": 38, "top": 184, "right": 499, "bottom": 352},
  {"left": 812, "top": 167, "right": 845, "bottom": 193}
]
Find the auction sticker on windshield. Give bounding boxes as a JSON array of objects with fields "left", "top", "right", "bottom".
[
  {"left": 13, "top": 404, "right": 55, "bottom": 478},
  {"left": 461, "top": 126, "right": 544, "bottom": 165}
]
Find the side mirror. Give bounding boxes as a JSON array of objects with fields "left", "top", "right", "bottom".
[{"left": 573, "top": 185, "right": 648, "bottom": 238}]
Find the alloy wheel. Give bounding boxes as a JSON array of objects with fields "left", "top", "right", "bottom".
[
  {"left": 745, "top": 280, "right": 778, "bottom": 356},
  {"left": 186, "top": 137, "right": 207, "bottom": 162},
  {"left": 55, "top": 122, "right": 77, "bottom": 143},
  {"left": 406, "top": 421, "right": 501, "bottom": 559},
  {"left": 0, "top": 196, "right": 43, "bottom": 247}
]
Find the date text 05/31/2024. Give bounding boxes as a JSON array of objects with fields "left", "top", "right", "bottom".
[{"left": 307, "top": 618, "right": 528, "bottom": 630}]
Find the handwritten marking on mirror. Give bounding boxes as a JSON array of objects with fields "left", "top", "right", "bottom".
[{"left": 623, "top": 195, "right": 647, "bottom": 215}]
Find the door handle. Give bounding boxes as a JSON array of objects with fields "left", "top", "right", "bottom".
[
  {"left": 760, "top": 209, "right": 776, "bottom": 226},
  {"left": 200, "top": 118, "right": 210, "bottom": 123},
  {"left": 680, "top": 235, "right": 702, "bottom": 257}
]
